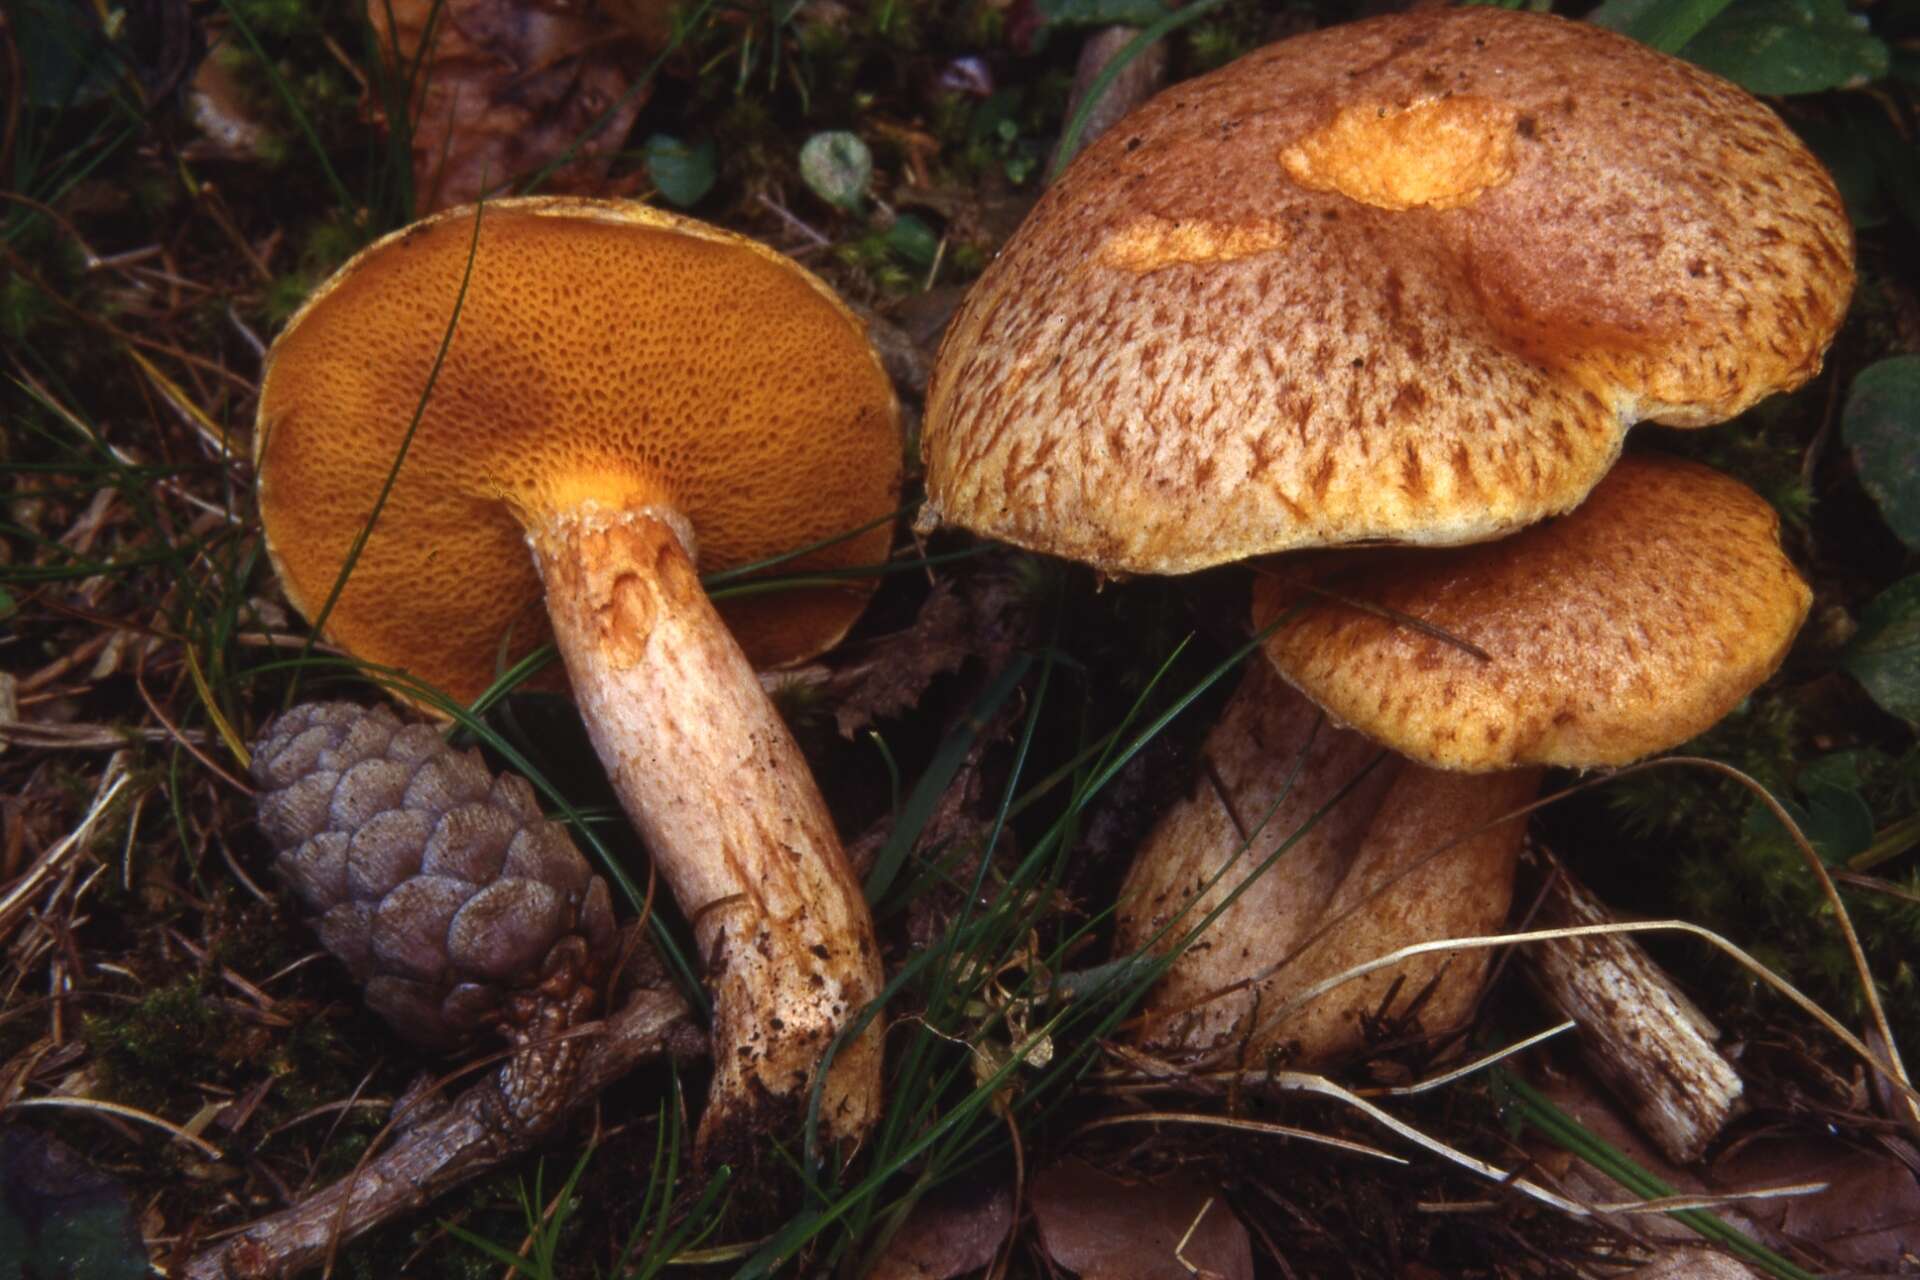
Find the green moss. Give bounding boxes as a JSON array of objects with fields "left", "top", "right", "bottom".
[
  {"left": 129, "top": 171, "right": 184, "bottom": 229},
  {"left": 1, "top": 273, "right": 54, "bottom": 345},
  {"left": 1605, "top": 697, "right": 1800, "bottom": 846},
  {"left": 261, "top": 271, "right": 317, "bottom": 327},
  {"left": 946, "top": 240, "right": 987, "bottom": 279},
  {"left": 84, "top": 982, "right": 224, "bottom": 1106},
  {"left": 260, "top": 216, "right": 369, "bottom": 325},
  {"left": 862, "top": 0, "right": 926, "bottom": 48},
  {"left": 962, "top": 0, "right": 1007, "bottom": 47},
  {"left": 1178, "top": 0, "right": 1270, "bottom": 75},
  {"left": 227, "top": 0, "right": 320, "bottom": 41},
  {"left": 1589, "top": 687, "right": 1920, "bottom": 1045}
]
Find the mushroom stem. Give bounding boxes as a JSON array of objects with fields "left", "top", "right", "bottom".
[
  {"left": 1117, "top": 661, "right": 1392, "bottom": 1052},
  {"left": 1118, "top": 662, "right": 1536, "bottom": 1066},
  {"left": 1257, "top": 758, "right": 1539, "bottom": 1063},
  {"left": 529, "top": 504, "right": 883, "bottom": 1160}
]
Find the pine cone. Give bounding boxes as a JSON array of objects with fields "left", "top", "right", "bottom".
[{"left": 252, "top": 702, "right": 617, "bottom": 1050}]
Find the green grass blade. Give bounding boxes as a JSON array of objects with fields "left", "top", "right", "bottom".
[
  {"left": 280, "top": 198, "right": 486, "bottom": 707},
  {"left": 1498, "top": 1070, "right": 1821, "bottom": 1280},
  {"left": 865, "top": 654, "right": 1033, "bottom": 903},
  {"left": 1047, "top": 0, "right": 1231, "bottom": 182},
  {"left": 216, "top": 0, "right": 357, "bottom": 210}
]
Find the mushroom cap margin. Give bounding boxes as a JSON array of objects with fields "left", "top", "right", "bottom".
[{"left": 1250, "top": 454, "right": 1812, "bottom": 771}]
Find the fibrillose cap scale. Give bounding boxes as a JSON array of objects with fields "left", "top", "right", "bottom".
[
  {"left": 256, "top": 197, "right": 902, "bottom": 703},
  {"left": 923, "top": 8, "right": 1852, "bottom": 574},
  {"left": 1251, "top": 454, "right": 1812, "bottom": 772}
]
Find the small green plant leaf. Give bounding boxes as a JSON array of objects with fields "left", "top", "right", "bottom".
[
  {"left": 1874, "top": 122, "right": 1920, "bottom": 228},
  {"left": 1847, "top": 576, "right": 1920, "bottom": 724},
  {"left": 12, "top": 0, "right": 120, "bottom": 108},
  {"left": 799, "top": 131, "right": 872, "bottom": 212},
  {"left": 1742, "top": 778, "right": 1874, "bottom": 865},
  {"left": 642, "top": 134, "right": 717, "bottom": 208},
  {"left": 1843, "top": 356, "right": 1920, "bottom": 549},
  {"left": 884, "top": 214, "right": 940, "bottom": 268},
  {"left": 0, "top": 1128, "right": 151, "bottom": 1280},
  {"left": 1803, "top": 784, "right": 1876, "bottom": 861},
  {"left": 1585, "top": 0, "right": 1738, "bottom": 54},
  {"left": 1680, "top": 0, "right": 1890, "bottom": 93},
  {"left": 1795, "top": 753, "right": 1876, "bottom": 862},
  {"left": 1793, "top": 107, "right": 1920, "bottom": 229},
  {"left": 1034, "top": 0, "right": 1173, "bottom": 26},
  {"left": 1794, "top": 119, "right": 1887, "bottom": 227}
]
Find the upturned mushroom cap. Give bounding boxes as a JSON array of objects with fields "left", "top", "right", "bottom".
[
  {"left": 256, "top": 196, "right": 902, "bottom": 703},
  {"left": 923, "top": 7, "right": 1851, "bottom": 574},
  {"left": 1251, "top": 454, "right": 1811, "bottom": 772}
]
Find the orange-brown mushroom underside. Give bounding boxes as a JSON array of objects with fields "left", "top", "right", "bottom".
[{"left": 256, "top": 198, "right": 901, "bottom": 703}]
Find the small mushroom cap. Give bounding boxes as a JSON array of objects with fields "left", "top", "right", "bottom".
[
  {"left": 256, "top": 197, "right": 902, "bottom": 703},
  {"left": 1251, "top": 454, "right": 1811, "bottom": 771},
  {"left": 923, "top": 8, "right": 1851, "bottom": 574}
]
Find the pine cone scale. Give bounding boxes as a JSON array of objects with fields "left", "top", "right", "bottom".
[
  {"left": 331, "top": 758, "right": 413, "bottom": 829},
  {"left": 346, "top": 810, "right": 434, "bottom": 894},
  {"left": 448, "top": 879, "right": 566, "bottom": 981},
  {"left": 252, "top": 702, "right": 618, "bottom": 1049},
  {"left": 370, "top": 875, "right": 471, "bottom": 983}
]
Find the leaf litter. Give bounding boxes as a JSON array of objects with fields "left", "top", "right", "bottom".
[{"left": 4, "top": 0, "right": 1920, "bottom": 1274}]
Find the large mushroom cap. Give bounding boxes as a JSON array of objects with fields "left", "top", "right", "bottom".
[
  {"left": 923, "top": 8, "right": 1851, "bottom": 574},
  {"left": 256, "top": 196, "right": 902, "bottom": 703},
  {"left": 1252, "top": 454, "right": 1812, "bottom": 772}
]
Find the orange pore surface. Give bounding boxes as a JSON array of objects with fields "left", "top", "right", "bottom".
[{"left": 255, "top": 198, "right": 902, "bottom": 704}]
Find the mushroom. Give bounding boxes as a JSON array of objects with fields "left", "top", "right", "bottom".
[
  {"left": 921, "top": 7, "right": 1851, "bottom": 570},
  {"left": 1115, "top": 455, "right": 1813, "bottom": 1065},
  {"left": 253, "top": 196, "right": 902, "bottom": 1160},
  {"left": 917, "top": 8, "right": 1853, "bottom": 1069}
]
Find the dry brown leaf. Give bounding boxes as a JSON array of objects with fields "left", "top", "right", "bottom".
[
  {"left": 852, "top": 301, "right": 934, "bottom": 395},
  {"left": 1713, "top": 1134, "right": 1920, "bottom": 1269},
  {"left": 1048, "top": 24, "right": 1169, "bottom": 172},
  {"left": 372, "top": 0, "right": 658, "bottom": 213},
  {"left": 888, "top": 284, "right": 970, "bottom": 362},
  {"left": 769, "top": 562, "right": 1034, "bottom": 741},
  {"left": 830, "top": 579, "right": 975, "bottom": 737},
  {"left": 1521, "top": 1065, "right": 1919, "bottom": 1270},
  {"left": 1030, "top": 1159, "right": 1253, "bottom": 1280},
  {"left": 1523, "top": 1066, "right": 1738, "bottom": 1247},
  {"left": 1617, "top": 1248, "right": 1758, "bottom": 1279},
  {"left": 185, "top": 52, "right": 273, "bottom": 162},
  {"left": 867, "top": 1176, "right": 1014, "bottom": 1280}
]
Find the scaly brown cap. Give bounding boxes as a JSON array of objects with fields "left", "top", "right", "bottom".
[
  {"left": 1251, "top": 455, "right": 1811, "bottom": 771},
  {"left": 923, "top": 7, "right": 1851, "bottom": 574},
  {"left": 256, "top": 196, "right": 902, "bottom": 703}
]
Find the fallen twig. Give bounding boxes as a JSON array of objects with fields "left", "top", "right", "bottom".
[
  {"left": 1521, "top": 849, "right": 1747, "bottom": 1164},
  {"left": 179, "top": 983, "right": 700, "bottom": 1280}
]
